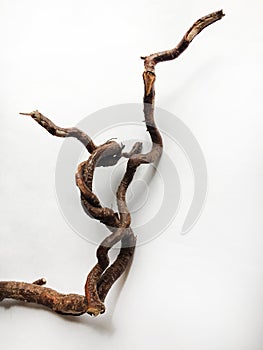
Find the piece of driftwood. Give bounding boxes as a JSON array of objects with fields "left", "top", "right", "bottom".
[{"left": 0, "top": 10, "right": 224, "bottom": 317}]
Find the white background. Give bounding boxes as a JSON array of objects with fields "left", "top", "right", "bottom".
[{"left": 1, "top": 1, "right": 263, "bottom": 349}]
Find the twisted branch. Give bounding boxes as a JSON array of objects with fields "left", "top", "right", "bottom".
[
  {"left": 76, "top": 141, "right": 141, "bottom": 315},
  {"left": 0, "top": 10, "right": 224, "bottom": 317}
]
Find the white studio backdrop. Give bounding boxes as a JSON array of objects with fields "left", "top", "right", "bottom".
[{"left": 1, "top": 1, "right": 263, "bottom": 350}]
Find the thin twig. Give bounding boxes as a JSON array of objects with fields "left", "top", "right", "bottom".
[{"left": 20, "top": 110, "right": 97, "bottom": 154}]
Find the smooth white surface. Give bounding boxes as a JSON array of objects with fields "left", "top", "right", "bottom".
[{"left": 1, "top": 1, "right": 263, "bottom": 349}]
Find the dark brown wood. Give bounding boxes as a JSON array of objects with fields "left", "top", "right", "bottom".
[
  {"left": 0, "top": 10, "right": 225, "bottom": 318},
  {"left": 141, "top": 10, "right": 224, "bottom": 74},
  {"left": 79, "top": 143, "right": 141, "bottom": 315},
  {"left": 20, "top": 110, "right": 97, "bottom": 153}
]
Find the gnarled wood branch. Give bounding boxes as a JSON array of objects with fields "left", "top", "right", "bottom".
[{"left": 0, "top": 10, "right": 224, "bottom": 318}]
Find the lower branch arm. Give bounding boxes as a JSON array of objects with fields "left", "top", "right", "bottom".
[{"left": 0, "top": 281, "right": 88, "bottom": 316}]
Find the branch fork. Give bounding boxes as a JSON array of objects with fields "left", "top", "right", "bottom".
[{"left": 0, "top": 10, "right": 224, "bottom": 317}]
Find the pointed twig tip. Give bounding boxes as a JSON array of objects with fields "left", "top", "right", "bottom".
[
  {"left": 219, "top": 9, "right": 225, "bottom": 17},
  {"left": 19, "top": 112, "right": 31, "bottom": 116}
]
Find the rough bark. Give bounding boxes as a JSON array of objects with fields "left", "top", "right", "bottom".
[{"left": 0, "top": 10, "right": 224, "bottom": 317}]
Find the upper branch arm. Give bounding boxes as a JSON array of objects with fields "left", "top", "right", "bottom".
[
  {"left": 142, "top": 10, "right": 225, "bottom": 73},
  {"left": 20, "top": 110, "right": 97, "bottom": 153}
]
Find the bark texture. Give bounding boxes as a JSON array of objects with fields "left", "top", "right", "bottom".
[{"left": 0, "top": 10, "right": 224, "bottom": 317}]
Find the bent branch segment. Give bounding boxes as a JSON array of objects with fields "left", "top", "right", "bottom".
[
  {"left": 76, "top": 142, "right": 141, "bottom": 315},
  {"left": 142, "top": 10, "right": 224, "bottom": 73},
  {"left": 20, "top": 110, "right": 97, "bottom": 153},
  {"left": 97, "top": 229, "right": 136, "bottom": 302},
  {"left": 0, "top": 281, "right": 88, "bottom": 316}
]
